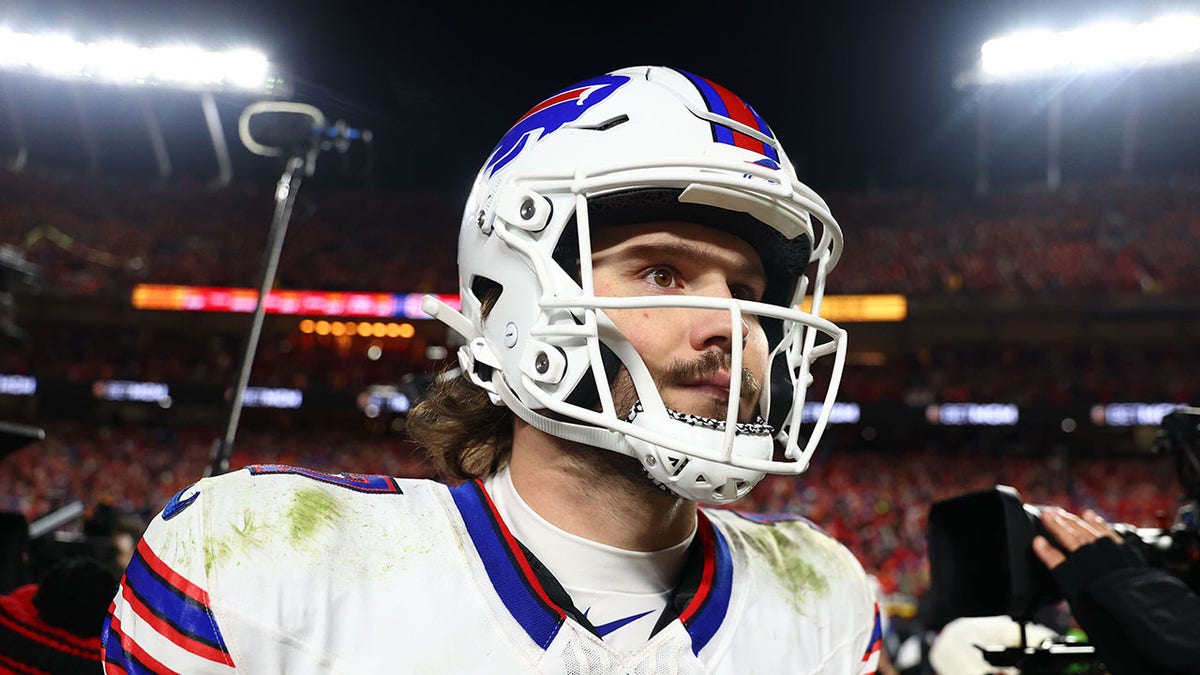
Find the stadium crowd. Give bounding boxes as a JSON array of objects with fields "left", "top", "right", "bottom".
[
  {"left": 0, "top": 424, "right": 435, "bottom": 529},
  {"left": 1, "top": 169, "right": 1194, "bottom": 625},
  {"left": 835, "top": 344, "right": 1197, "bottom": 406},
  {"left": 8, "top": 323, "right": 432, "bottom": 392},
  {"left": 833, "top": 180, "right": 1200, "bottom": 296},
  {"left": 0, "top": 422, "right": 1181, "bottom": 598},
  {"left": 9, "top": 323, "right": 1196, "bottom": 405},
  {"left": 3, "top": 171, "right": 1200, "bottom": 298},
  {"left": 0, "top": 171, "right": 459, "bottom": 296}
]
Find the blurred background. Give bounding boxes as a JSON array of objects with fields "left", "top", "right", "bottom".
[{"left": 0, "top": 0, "right": 1197, "bottom": 670}]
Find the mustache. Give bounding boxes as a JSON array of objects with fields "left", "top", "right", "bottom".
[{"left": 657, "top": 350, "right": 762, "bottom": 400}]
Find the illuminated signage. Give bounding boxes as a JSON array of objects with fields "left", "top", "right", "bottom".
[
  {"left": 799, "top": 402, "right": 862, "bottom": 424},
  {"left": 132, "top": 285, "right": 461, "bottom": 319},
  {"left": 134, "top": 285, "right": 901, "bottom": 323},
  {"left": 926, "top": 403, "right": 1019, "bottom": 426},
  {"left": 94, "top": 380, "right": 170, "bottom": 403},
  {"left": 799, "top": 294, "right": 907, "bottom": 322},
  {"left": 299, "top": 320, "right": 415, "bottom": 338},
  {"left": 1090, "top": 402, "right": 1183, "bottom": 427},
  {"left": 243, "top": 387, "right": 303, "bottom": 409},
  {"left": 358, "top": 387, "right": 411, "bottom": 418},
  {"left": 0, "top": 374, "right": 36, "bottom": 396}
]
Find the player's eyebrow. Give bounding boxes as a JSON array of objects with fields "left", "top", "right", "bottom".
[{"left": 613, "top": 240, "right": 765, "bottom": 283}]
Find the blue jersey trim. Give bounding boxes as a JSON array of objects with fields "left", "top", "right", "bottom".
[
  {"left": 123, "top": 550, "right": 227, "bottom": 651},
  {"left": 246, "top": 464, "right": 404, "bottom": 494},
  {"left": 864, "top": 603, "right": 883, "bottom": 660},
  {"left": 102, "top": 613, "right": 157, "bottom": 675},
  {"left": 162, "top": 483, "right": 200, "bottom": 520},
  {"left": 682, "top": 519, "right": 734, "bottom": 654},
  {"left": 450, "top": 481, "right": 565, "bottom": 650}
]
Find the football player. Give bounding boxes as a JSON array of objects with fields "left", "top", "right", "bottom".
[{"left": 103, "top": 66, "right": 881, "bottom": 673}]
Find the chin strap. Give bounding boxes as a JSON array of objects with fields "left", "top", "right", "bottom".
[{"left": 492, "top": 369, "right": 630, "bottom": 453}]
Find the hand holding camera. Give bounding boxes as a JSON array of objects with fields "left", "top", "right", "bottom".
[
  {"left": 1032, "top": 507, "right": 1125, "bottom": 571},
  {"left": 928, "top": 408, "right": 1200, "bottom": 674}
]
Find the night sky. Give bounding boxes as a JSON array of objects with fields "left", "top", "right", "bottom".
[{"left": 2, "top": 0, "right": 1197, "bottom": 192}]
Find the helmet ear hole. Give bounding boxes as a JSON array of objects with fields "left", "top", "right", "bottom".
[
  {"left": 562, "top": 343, "right": 623, "bottom": 411},
  {"left": 470, "top": 276, "right": 504, "bottom": 319}
]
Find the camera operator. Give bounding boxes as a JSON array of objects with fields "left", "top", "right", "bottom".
[{"left": 1033, "top": 506, "right": 1200, "bottom": 674}]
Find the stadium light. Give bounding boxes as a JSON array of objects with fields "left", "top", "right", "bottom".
[
  {"left": 976, "top": 13, "right": 1200, "bottom": 83},
  {"left": 0, "top": 27, "right": 274, "bottom": 93},
  {"left": 959, "top": 12, "right": 1200, "bottom": 195}
]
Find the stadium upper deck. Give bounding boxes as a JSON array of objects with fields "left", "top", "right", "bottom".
[{"left": 2, "top": 171, "right": 1198, "bottom": 299}]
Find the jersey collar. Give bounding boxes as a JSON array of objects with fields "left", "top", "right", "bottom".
[{"left": 449, "top": 480, "right": 733, "bottom": 655}]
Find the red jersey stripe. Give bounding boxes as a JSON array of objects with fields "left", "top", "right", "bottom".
[
  {"left": 677, "top": 512, "right": 717, "bottom": 624},
  {"left": 119, "top": 582, "right": 234, "bottom": 666},
  {"left": 135, "top": 540, "right": 212, "bottom": 607},
  {"left": 106, "top": 613, "right": 184, "bottom": 675}
]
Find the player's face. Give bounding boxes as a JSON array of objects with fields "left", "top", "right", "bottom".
[{"left": 591, "top": 222, "right": 769, "bottom": 423}]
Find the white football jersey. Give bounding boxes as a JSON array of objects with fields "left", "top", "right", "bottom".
[{"left": 103, "top": 465, "right": 881, "bottom": 674}]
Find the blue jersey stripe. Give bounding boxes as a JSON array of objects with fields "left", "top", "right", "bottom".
[
  {"left": 450, "top": 482, "right": 564, "bottom": 650},
  {"left": 102, "top": 614, "right": 157, "bottom": 675},
  {"left": 124, "top": 551, "right": 227, "bottom": 651},
  {"left": 864, "top": 604, "right": 883, "bottom": 657}
]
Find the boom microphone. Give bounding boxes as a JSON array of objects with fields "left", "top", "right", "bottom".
[{"left": 238, "top": 102, "right": 371, "bottom": 158}]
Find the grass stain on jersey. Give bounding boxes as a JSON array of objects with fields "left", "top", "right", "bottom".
[
  {"left": 203, "top": 510, "right": 270, "bottom": 575},
  {"left": 286, "top": 487, "right": 341, "bottom": 545},
  {"left": 739, "top": 522, "right": 831, "bottom": 611},
  {"left": 201, "top": 489, "right": 342, "bottom": 574}
]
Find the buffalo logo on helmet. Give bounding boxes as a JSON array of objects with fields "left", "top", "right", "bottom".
[{"left": 484, "top": 73, "right": 631, "bottom": 177}]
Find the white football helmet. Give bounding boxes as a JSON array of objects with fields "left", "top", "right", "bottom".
[{"left": 424, "top": 66, "right": 847, "bottom": 504}]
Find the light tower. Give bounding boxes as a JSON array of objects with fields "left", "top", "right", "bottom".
[
  {"left": 0, "top": 27, "right": 284, "bottom": 184},
  {"left": 956, "top": 14, "right": 1200, "bottom": 193}
]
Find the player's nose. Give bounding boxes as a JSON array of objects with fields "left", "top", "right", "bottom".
[{"left": 687, "top": 304, "right": 750, "bottom": 353}]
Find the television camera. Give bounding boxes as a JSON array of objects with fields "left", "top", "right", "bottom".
[{"left": 927, "top": 407, "right": 1200, "bottom": 674}]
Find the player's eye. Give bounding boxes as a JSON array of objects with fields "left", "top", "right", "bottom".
[
  {"left": 730, "top": 284, "right": 763, "bottom": 302},
  {"left": 645, "top": 267, "right": 680, "bottom": 289}
]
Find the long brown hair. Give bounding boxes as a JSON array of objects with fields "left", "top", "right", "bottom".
[
  {"left": 405, "top": 369, "right": 513, "bottom": 480},
  {"left": 405, "top": 283, "right": 512, "bottom": 480}
]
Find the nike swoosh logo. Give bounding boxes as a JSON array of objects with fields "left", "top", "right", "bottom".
[{"left": 587, "top": 609, "right": 655, "bottom": 637}]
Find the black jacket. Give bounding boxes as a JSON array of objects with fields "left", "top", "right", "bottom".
[{"left": 1053, "top": 537, "right": 1200, "bottom": 675}]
